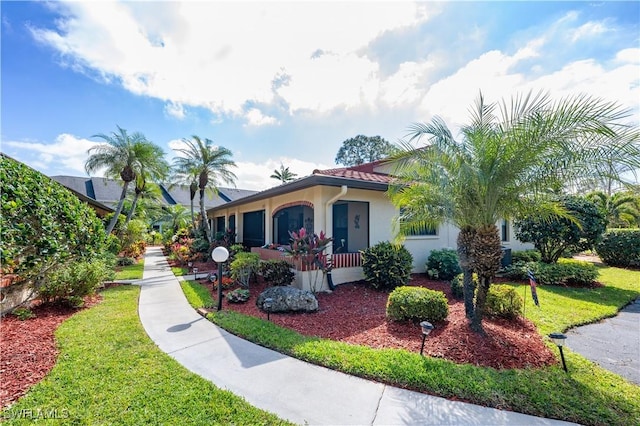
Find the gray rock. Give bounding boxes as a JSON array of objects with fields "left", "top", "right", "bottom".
[{"left": 256, "top": 286, "right": 318, "bottom": 313}]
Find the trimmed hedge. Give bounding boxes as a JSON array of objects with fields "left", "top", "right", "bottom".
[
  {"left": 361, "top": 241, "right": 413, "bottom": 291},
  {"left": 1, "top": 154, "right": 109, "bottom": 305},
  {"left": 386, "top": 286, "right": 448, "bottom": 323},
  {"left": 426, "top": 248, "right": 462, "bottom": 280},
  {"left": 595, "top": 229, "right": 640, "bottom": 268},
  {"left": 502, "top": 259, "right": 599, "bottom": 286},
  {"left": 511, "top": 249, "right": 542, "bottom": 263}
]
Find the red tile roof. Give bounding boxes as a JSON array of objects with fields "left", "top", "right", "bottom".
[{"left": 312, "top": 162, "right": 393, "bottom": 184}]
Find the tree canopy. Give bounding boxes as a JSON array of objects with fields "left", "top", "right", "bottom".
[{"left": 335, "top": 135, "right": 397, "bottom": 166}]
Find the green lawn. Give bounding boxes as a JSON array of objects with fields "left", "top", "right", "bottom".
[
  {"left": 114, "top": 260, "right": 145, "bottom": 280},
  {"left": 201, "top": 265, "right": 640, "bottom": 426},
  {"left": 1, "top": 286, "right": 290, "bottom": 425}
]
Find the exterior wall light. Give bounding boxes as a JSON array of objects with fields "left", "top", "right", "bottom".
[
  {"left": 420, "top": 321, "right": 434, "bottom": 356},
  {"left": 211, "top": 247, "right": 229, "bottom": 311}
]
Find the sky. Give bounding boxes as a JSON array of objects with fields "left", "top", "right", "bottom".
[{"left": 2, "top": 1, "right": 639, "bottom": 191}]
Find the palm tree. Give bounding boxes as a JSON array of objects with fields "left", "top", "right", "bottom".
[
  {"left": 389, "top": 91, "right": 638, "bottom": 332},
  {"left": 85, "top": 126, "right": 166, "bottom": 235},
  {"left": 172, "top": 136, "right": 237, "bottom": 242},
  {"left": 587, "top": 191, "right": 640, "bottom": 228},
  {"left": 158, "top": 204, "right": 192, "bottom": 234},
  {"left": 270, "top": 164, "right": 298, "bottom": 184},
  {"left": 123, "top": 177, "right": 164, "bottom": 227}
]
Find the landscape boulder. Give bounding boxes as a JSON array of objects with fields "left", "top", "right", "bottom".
[{"left": 256, "top": 286, "right": 318, "bottom": 313}]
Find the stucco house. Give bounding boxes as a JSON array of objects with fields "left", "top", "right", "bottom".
[{"left": 206, "top": 160, "right": 532, "bottom": 291}]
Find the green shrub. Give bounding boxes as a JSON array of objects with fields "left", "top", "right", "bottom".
[
  {"left": 450, "top": 273, "right": 477, "bottom": 299},
  {"left": 511, "top": 249, "right": 541, "bottom": 263},
  {"left": 485, "top": 284, "right": 523, "bottom": 319},
  {"left": 230, "top": 252, "right": 261, "bottom": 287},
  {"left": 502, "top": 259, "right": 599, "bottom": 286},
  {"left": 386, "top": 286, "right": 448, "bottom": 323},
  {"left": 259, "top": 259, "right": 295, "bottom": 286},
  {"left": 12, "top": 307, "right": 35, "bottom": 320},
  {"left": 595, "top": 229, "right": 640, "bottom": 267},
  {"left": 361, "top": 241, "right": 413, "bottom": 290},
  {"left": 426, "top": 249, "right": 462, "bottom": 280},
  {"left": 226, "top": 288, "right": 250, "bottom": 303},
  {"left": 116, "top": 256, "right": 136, "bottom": 266},
  {"left": 39, "top": 260, "right": 115, "bottom": 304}
]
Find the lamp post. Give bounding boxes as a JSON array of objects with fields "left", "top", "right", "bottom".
[
  {"left": 419, "top": 321, "right": 434, "bottom": 356},
  {"left": 549, "top": 333, "right": 568, "bottom": 372},
  {"left": 264, "top": 298, "right": 273, "bottom": 321},
  {"left": 212, "top": 247, "right": 229, "bottom": 311},
  {"left": 192, "top": 267, "right": 199, "bottom": 280}
]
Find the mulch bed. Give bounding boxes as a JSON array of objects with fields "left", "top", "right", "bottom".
[
  {"left": 1, "top": 295, "right": 102, "bottom": 409},
  {"left": 187, "top": 260, "right": 557, "bottom": 370}
]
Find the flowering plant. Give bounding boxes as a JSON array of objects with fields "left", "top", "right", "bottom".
[{"left": 284, "top": 228, "right": 333, "bottom": 292}]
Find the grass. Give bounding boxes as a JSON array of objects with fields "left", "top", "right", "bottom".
[
  {"left": 199, "top": 266, "right": 640, "bottom": 426},
  {"left": 1, "top": 285, "right": 290, "bottom": 425},
  {"left": 172, "top": 266, "right": 188, "bottom": 276},
  {"left": 181, "top": 280, "right": 216, "bottom": 308},
  {"left": 114, "top": 260, "right": 145, "bottom": 280}
]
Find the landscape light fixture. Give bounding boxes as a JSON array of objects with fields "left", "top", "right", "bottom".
[
  {"left": 192, "top": 267, "right": 199, "bottom": 280},
  {"left": 549, "top": 333, "right": 568, "bottom": 372},
  {"left": 188, "top": 261, "right": 193, "bottom": 269},
  {"left": 419, "top": 321, "right": 434, "bottom": 356},
  {"left": 264, "top": 298, "right": 274, "bottom": 321},
  {"left": 211, "top": 247, "right": 229, "bottom": 311}
]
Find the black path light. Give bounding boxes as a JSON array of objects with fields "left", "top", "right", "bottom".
[
  {"left": 264, "top": 298, "right": 274, "bottom": 321},
  {"left": 211, "top": 247, "right": 229, "bottom": 311},
  {"left": 192, "top": 267, "right": 199, "bottom": 280},
  {"left": 419, "top": 321, "right": 434, "bottom": 356},
  {"left": 549, "top": 333, "right": 568, "bottom": 372}
]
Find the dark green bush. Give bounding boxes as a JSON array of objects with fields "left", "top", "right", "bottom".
[
  {"left": 485, "top": 284, "right": 523, "bottom": 319},
  {"left": 386, "top": 286, "right": 448, "bottom": 323},
  {"left": 116, "top": 256, "right": 136, "bottom": 266},
  {"left": 502, "top": 259, "right": 599, "bottom": 286},
  {"left": 39, "top": 260, "right": 115, "bottom": 304},
  {"left": 1, "top": 155, "right": 109, "bottom": 300},
  {"left": 361, "top": 242, "right": 413, "bottom": 290},
  {"left": 259, "top": 259, "right": 295, "bottom": 286},
  {"left": 426, "top": 249, "right": 462, "bottom": 280},
  {"left": 511, "top": 249, "right": 541, "bottom": 263},
  {"left": 595, "top": 229, "right": 640, "bottom": 267},
  {"left": 450, "top": 273, "right": 477, "bottom": 299}
]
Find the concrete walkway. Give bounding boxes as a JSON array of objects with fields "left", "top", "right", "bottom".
[{"left": 137, "top": 247, "right": 576, "bottom": 425}]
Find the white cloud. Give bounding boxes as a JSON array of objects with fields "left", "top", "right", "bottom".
[
  {"left": 3, "top": 134, "right": 99, "bottom": 175},
  {"left": 164, "top": 101, "right": 185, "bottom": 119},
  {"left": 570, "top": 21, "right": 608, "bottom": 42},
  {"left": 30, "top": 1, "right": 430, "bottom": 119},
  {"left": 244, "top": 108, "right": 278, "bottom": 127}
]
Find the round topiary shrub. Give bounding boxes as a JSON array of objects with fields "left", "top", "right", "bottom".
[
  {"left": 426, "top": 248, "right": 462, "bottom": 280},
  {"left": 484, "top": 284, "right": 523, "bottom": 319},
  {"left": 595, "top": 229, "right": 640, "bottom": 268},
  {"left": 361, "top": 241, "right": 413, "bottom": 291},
  {"left": 386, "top": 286, "right": 448, "bottom": 323}
]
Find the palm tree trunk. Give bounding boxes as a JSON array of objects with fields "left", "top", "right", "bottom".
[
  {"left": 106, "top": 182, "right": 130, "bottom": 235},
  {"left": 199, "top": 189, "right": 211, "bottom": 242},
  {"left": 124, "top": 193, "right": 140, "bottom": 227},
  {"left": 457, "top": 226, "right": 476, "bottom": 319},
  {"left": 469, "top": 224, "right": 503, "bottom": 333},
  {"left": 190, "top": 181, "right": 197, "bottom": 231}
]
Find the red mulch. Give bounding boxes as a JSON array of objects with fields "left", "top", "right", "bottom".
[
  {"left": 0, "top": 295, "right": 102, "bottom": 409},
  {"left": 189, "top": 264, "right": 557, "bottom": 370}
]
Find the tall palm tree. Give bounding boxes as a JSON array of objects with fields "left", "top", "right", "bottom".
[
  {"left": 123, "top": 176, "right": 164, "bottom": 227},
  {"left": 85, "top": 126, "right": 166, "bottom": 235},
  {"left": 158, "top": 204, "right": 192, "bottom": 234},
  {"left": 389, "top": 91, "right": 638, "bottom": 332},
  {"left": 270, "top": 164, "right": 298, "bottom": 184},
  {"left": 172, "top": 136, "right": 237, "bottom": 242}
]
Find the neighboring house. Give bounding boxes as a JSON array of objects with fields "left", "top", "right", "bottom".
[
  {"left": 206, "top": 160, "right": 533, "bottom": 291},
  {"left": 51, "top": 175, "right": 256, "bottom": 232}
]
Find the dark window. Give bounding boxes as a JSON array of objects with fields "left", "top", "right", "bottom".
[
  {"left": 243, "top": 210, "right": 265, "bottom": 248},
  {"left": 215, "top": 216, "right": 225, "bottom": 233},
  {"left": 501, "top": 219, "right": 509, "bottom": 242},
  {"left": 400, "top": 208, "right": 436, "bottom": 236}
]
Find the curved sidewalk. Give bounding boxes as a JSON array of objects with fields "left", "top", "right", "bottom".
[{"left": 137, "top": 247, "right": 576, "bottom": 425}]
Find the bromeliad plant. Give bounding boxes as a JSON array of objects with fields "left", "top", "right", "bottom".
[{"left": 284, "top": 228, "right": 333, "bottom": 292}]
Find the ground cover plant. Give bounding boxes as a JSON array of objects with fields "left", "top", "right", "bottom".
[
  {"left": 1, "top": 285, "right": 289, "bottom": 425},
  {"left": 193, "top": 266, "right": 640, "bottom": 426}
]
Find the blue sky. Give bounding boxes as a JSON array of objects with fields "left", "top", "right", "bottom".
[{"left": 2, "top": 1, "right": 639, "bottom": 190}]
